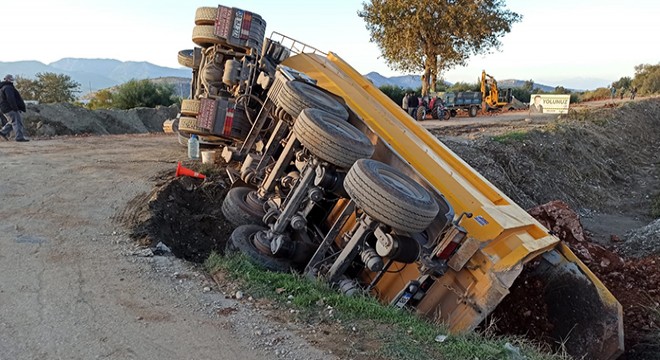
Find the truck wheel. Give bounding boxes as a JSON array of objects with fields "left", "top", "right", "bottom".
[
  {"left": 431, "top": 107, "right": 438, "bottom": 119},
  {"left": 345, "top": 159, "right": 439, "bottom": 233},
  {"left": 181, "top": 99, "right": 201, "bottom": 116},
  {"left": 178, "top": 116, "right": 208, "bottom": 135},
  {"left": 277, "top": 80, "right": 349, "bottom": 121},
  {"left": 230, "top": 224, "right": 291, "bottom": 272},
  {"left": 293, "top": 108, "right": 374, "bottom": 169},
  {"left": 194, "top": 7, "right": 217, "bottom": 26},
  {"left": 177, "top": 49, "right": 194, "bottom": 68},
  {"left": 192, "top": 25, "right": 224, "bottom": 48},
  {"left": 443, "top": 110, "right": 451, "bottom": 121},
  {"left": 450, "top": 110, "right": 457, "bottom": 117},
  {"left": 469, "top": 106, "right": 478, "bottom": 117},
  {"left": 416, "top": 107, "right": 426, "bottom": 121},
  {"left": 222, "top": 187, "right": 266, "bottom": 227}
]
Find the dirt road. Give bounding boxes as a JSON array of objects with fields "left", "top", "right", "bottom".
[{"left": 0, "top": 134, "right": 330, "bottom": 360}]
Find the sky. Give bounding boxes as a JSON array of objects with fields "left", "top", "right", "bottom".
[{"left": 3, "top": 0, "right": 659, "bottom": 89}]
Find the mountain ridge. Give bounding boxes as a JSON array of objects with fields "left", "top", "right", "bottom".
[{"left": 1, "top": 58, "right": 591, "bottom": 97}]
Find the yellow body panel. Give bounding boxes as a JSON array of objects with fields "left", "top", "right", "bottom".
[{"left": 281, "top": 52, "right": 622, "bottom": 356}]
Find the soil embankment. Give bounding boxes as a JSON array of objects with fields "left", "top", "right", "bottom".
[{"left": 21, "top": 103, "right": 178, "bottom": 137}]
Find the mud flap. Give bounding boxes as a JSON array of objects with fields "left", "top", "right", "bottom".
[{"left": 533, "top": 245, "right": 624, "bottom": 360}]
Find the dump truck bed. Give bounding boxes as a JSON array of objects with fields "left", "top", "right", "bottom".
[{"left": 281, "top": 52, "right": 624, "bottom": 359}]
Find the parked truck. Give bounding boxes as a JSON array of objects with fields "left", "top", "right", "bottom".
[{"left": 170, "top": 5, "right": 624, "bottom": 359}]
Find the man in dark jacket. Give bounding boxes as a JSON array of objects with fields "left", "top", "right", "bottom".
[{"left": 0, "top": 74, "right": 29, "bottom": 142}]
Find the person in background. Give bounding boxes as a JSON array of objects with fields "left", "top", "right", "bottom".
[
  {"left": 407, "top": 92, "right": 419, "bottom": 118},
  {"left": 631, "top": 86, "right": 637, "bottom": 100},
  {"left": 402, "top": 92, "right": 409, "bottom": 113},
  {"left": 0, "top": 74, "right": 29, "bottom": 142}
]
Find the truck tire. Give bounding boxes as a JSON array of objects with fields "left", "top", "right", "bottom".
[
  {"left": 450, "top": 110, "right": 457, "bottom": 117},
  {"left": 194, "top": 7, "right": 217, "bottom": 26},
  {"left": 181, "top": 99, "right": 201, "bottom": 116},
  {"left": 431, "top": 107, "right": 438, "bottom": 119},
  {"left": 277, "top": 80, "right": 349, "bottom": 121},
  {"left": 231, "top": 224, "right": 292, "bottom": 272},
  {"left": 469, "top": 106, "right": 478, "bottom": 118},
  {"left": 177, "top": 49, "right": 194, "bottom": 68},
  {"left": 344, "top": 159, "right": 439, "bottom": 233},
  {"left": 416, "top": 107, "right": 426, "bottom": 121},
  {"left": 192, "top": 25, "right": 224, "bottom": 48},
  {"left": 443, "top": 110, "right": 451, "bottom": 121},
  {"left": 293, "top": 108, "right": 374, "bottom": 169},
  {"left": 178, "top": 116, "right": 208, "bottom": 135},
  {"left": 222, "top": 187, "right": 266, "bottom": 227}
]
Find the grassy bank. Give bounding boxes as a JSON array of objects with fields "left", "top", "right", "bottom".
[{"left": 205, "top": 253, "right": 567, "bottom": 360}]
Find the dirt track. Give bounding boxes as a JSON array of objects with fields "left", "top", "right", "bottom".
[{"left": 0, "top": 134, "right": 330, "bottom": 360}]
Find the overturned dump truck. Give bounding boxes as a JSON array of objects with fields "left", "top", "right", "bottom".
[{"left": 172, "top": 5, "right": 624, "bottom": 359}]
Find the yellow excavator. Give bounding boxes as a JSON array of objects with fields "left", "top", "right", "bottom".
[{"left": 481, "top": 69, "right": 526, "bottom": 111}]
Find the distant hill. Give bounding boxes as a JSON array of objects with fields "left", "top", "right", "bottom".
[
  {"left": 0, "top": 58, "right": 192, "bottom": 96},
  {"left": 498, "top": 79, "right": 556, "bottom": 93},
  {"left": 364, "top": 72, "right": 424, "bottom": 89}
]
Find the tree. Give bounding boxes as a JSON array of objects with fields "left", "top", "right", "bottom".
[
  {"left": 632, "top": 63, "right": 660, "bottom": 95},
  {"left": 522, "top": 79, "right": 535, "bottom": 92},
  {"left": 15, "top": 77, "right": 39, "bottom": 101},
  {"left": 359, "top": 0, "right": 521, "bottom": 96},
  {"left": 86, "top": 89, "right": 114, "bottom": 110},
  {"left": 112, "top": 79, "right": 176, "bottom": 109},
  {"left": 448, "top": 81, "right": 480, "bottom": 92},
  {"left": 14, "top": 73, "right": 80, "bottom": 103},
  {"left": 35, "top": 72, "right": 80, "bottom": 103},
  {"left": 379, "top": 85, "right": 417, "bottom": 105},
  {"left": 612, "top": 76, "right": 632, "bottom": 91}
]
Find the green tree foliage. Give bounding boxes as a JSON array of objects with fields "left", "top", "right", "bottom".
[
  {"left": 448, "top": 81, "right": 480, "bottom": 92},
  {"left": 359, "top": 0, "right": 521, "bottom": 96},
  {"left": 379, "top": 85, "right": 409, "bottom": 106},
  {"left": 14, "top": 72, "right": 80, "bottom": 103},
  {"left": 632, "top": 63, "right": 660, "bottom": 95},
  {"left": 111, "top": 79, "right": 176, "bottom": 110},
  {"left": 86, "top": 89, "right": 114, "bottom": 110},
  {"left": 522, "top": 79, "right": 535, "bottom": 92},
  {"left": 15, "top": 77, "right": 39, "bottom": 101},
  {"left": 612, "top": 76, "right": 632, "bottom": 91},
  {"left": 511, "top": 88, "right": 531, "bottom": 103}
]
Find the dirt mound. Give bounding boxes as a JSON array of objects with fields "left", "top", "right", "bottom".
[
  {"left": 620, "top": 219, "right": 660, "bottom": 258},
  {"left": 439, "top": 99, "right": 660, "bottom": 221},
  {"left": 22, "top": 103, "right": 178, "bottom": 137},
  {"left": 491, "top": 201, "right": 660, "bottom": 360},
  {"left": 121, "top": 170, "right": 233, "bottom": 263}
]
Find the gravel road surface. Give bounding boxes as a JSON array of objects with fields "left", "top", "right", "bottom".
[{"left": 0, "top": 134, "right": 332, "bottom": 360}]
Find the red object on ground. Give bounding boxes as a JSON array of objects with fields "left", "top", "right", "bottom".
[{"left": 175, "top": 162, "right": 206, "bottom": 179}]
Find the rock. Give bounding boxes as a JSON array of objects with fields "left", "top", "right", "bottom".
[
  {"left": 203, "top": 286, "right": 211, "bottom": 293},
  {"left": 133, "top": 248, "right": 154, "bottom": 257},
  {"left": 153, "top": 242, "right": 172, "bottom": 255},
  {"left": 434, "top": 334, "right": 448, "bottom": 343},
  {"left": 275, "top": 288, "right": 286, "bottom": 294},
  {"left": 235, "top": 291, "right": 244, "bottom": 300},
  {"left": 503, "top": 342, "right": 524, "bottom": 360}
]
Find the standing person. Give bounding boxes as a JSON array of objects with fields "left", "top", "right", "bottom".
[
  {"left": 0, "top": 74, "right": 29, "bottom": 142},
  {"left": 610, "top": 86, "right": 616, "bottom": 102},
  {"left": 407, "top": 92, "right": 419, "bottom": 118},
  {"left": 402, "top": 92, "right": 409, "bottom": 113},
  {"left": 631, "top": 86, "right": 637, "bottom": 100}
]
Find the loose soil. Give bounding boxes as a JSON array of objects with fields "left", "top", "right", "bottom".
[{"left": 123, "top": 171, "right": 232, "bottom": 263}]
